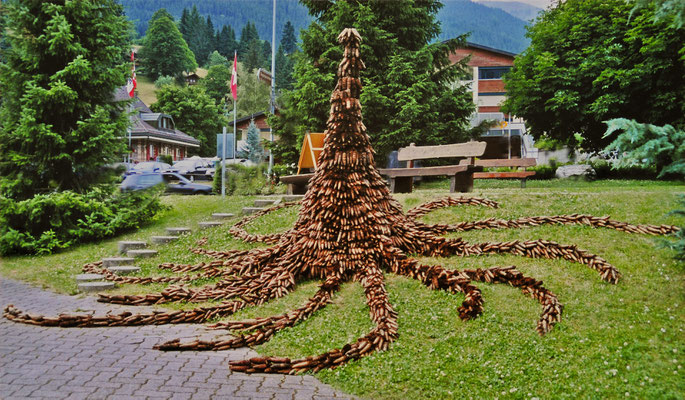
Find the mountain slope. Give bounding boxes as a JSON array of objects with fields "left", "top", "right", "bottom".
[
  {"left": 120, "top": 0, "right": 311, "bottom": 45},
  {"left": 478, "top": 1, "right": 543, "bottom": 22},
  {"left": 120, "top": 0, "right": 531, "bottom": 54},
  {"left": 437, "top": 0, "right": 530, "bottom": 53}
]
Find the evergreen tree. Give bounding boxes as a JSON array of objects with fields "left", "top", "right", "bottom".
[
  {"left": 275, "top": 46, "right": 295, "bottom": 91},
  {"left": 138, "top": 10, "right": 196, "bottom": 80},
  {"left": 217, "top": 25, "right": 239, "bottom": 58},
  {"left": 152, "top": 85, "right": 227, "bottom": 157},
  {"left": 244, "top": 38, "right": 264, "bottom": 73},
  {"left": 0, "top": 0, "right": 132, "bottom": 200},
  {"left": 239, "top": 21, "right": 260, "bottom": 56},
  {"left": 261, "top": 40, "right": 272, "bottom": 69},
  {"left": 273, "top": 0, "right": 474, "bottom": 164},
  {"left": 182, "top": 5, "right": 212, "bottom": 66},
  {"left": 281, "top": 20, "right": 298, "bottom": 54},
  {"left": 240, "top": 119, "right": 265, "bottom": 163},
  {"left": 179, "top": 7, "right": 191, "bottom": 37}
]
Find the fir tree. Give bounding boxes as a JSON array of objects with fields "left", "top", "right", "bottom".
[
  {"left": 281, "top": 20, "right": 297, "bottom": 54},
  {"left": 217, "top": 25, "right": 238, "bottom": 58},
  {"left": 138, "top": 10, "right": 196, "bottom": 80},
  {"left": 0, "top": 0, "right": 132, "bottom": 200},
  {"left": 244, "top": 38, "right": 263, "bottom": 73},
  {"left": 275, "top": 46, "right": 295, "bottom": 91},
  {"left": 241, "top": 119, "right": 265, "bottom": 163},
  {"left": 239, "top": 22, "right": 260, "bottom": 56}
]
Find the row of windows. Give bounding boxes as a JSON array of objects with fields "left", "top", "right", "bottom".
[{"left": 478, "top": 66, "right": 511, "bottom": 80}]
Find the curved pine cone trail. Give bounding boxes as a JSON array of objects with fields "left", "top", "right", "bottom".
[{"left": 2, "top": 28, "right": 681, "bottom": 376}]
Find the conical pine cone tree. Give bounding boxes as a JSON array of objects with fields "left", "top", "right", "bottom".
[{"left": 4, "top": 28, "right": 680, "bottom": 375}]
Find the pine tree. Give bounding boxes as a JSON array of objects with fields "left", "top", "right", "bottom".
[
  {"left": 239, "top": 22, "right": 260, "bottom": 56},
  {"left": 0, "top": 0, "right": 132, "bottom": 200},
  {"left": 138, "top": 10, "right": 196, "bottom": 80},
  {"left": 244, "top": 39, "right": 263, "bottom": 73},
  {"left": 281, "top": 20, "right": 297, "bottom": 54},
  {"left": 261, "top": 40, "right": 272, "bottom": 70},
  {"left": 275, "top": 46, "right": 294, "bottom": 91},
  {"left": 240, "top": 119, "right": 265, "bottom": 163},
  {"left": 217, "top": 25, "right": 238, "bottom": 58}
]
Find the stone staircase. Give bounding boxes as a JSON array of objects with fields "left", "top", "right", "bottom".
[{"left": 75, "top": 195, "right": 303, "bottom": 293}]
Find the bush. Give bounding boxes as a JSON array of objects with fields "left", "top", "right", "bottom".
[
  {"left": 154, "top": 75, "right": 175, "bottom": 88},
  {"left": 0, "top": 186, "right": 166, "bottom": 255},
  {"left": 270, "top": 163, "right": 297, "bottom": 183},
  {"left": 660, "top": 195, "right": 685, "bottom": 263},
  {"left": 584, "top": 159, "right": 658, "bottom": 180},
  {"left": 212, "top": 164, "right": 280, "bottom": 196},
  {"left": 158, "top": 154, "right": 173, "bottom": 165}
]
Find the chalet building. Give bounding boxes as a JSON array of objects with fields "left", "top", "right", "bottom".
[
  {"left": 234, "top": 111, "right": 280, "bottom": 152},
  {"left": 184, "top": 72, "right": 201, "bottom": 86},
  {"left": 449, "top": 42, "right": 534, "bottom": 159},
  {"left": 115, "top": 87, "right": 200, "bottom": 162}
]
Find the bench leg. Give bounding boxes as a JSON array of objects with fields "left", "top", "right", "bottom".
[
  {"left": 288, "top": 183, "right": 308, "bottom": 195},
  {"left": 390, "top": 177, "right": 413, "bottom": 193},
  {"left": 521, "top": 178, "right": 527, "bottom": 189},
  {"left": 451, "top": 172, "right": 474, "bottom": 193}
]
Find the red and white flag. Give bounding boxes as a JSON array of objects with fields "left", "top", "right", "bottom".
[
  {"left": 230, "top": 51, "right": 238, "bottom": 101},
  {"left": 126, "top": 50, "right": 137, "bottom": 98}
]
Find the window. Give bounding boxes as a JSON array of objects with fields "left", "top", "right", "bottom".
[{"left": 479, "top": 67, "right": 511, "bottom": 80}]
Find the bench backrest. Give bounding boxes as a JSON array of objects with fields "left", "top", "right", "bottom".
[
  {"left": 397, "top": 141, "right": 486, "bottom": 162},
  {"left": 459, "top": 158, "right": 537, "bottom": 168}
]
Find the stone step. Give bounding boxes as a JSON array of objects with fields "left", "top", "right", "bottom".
[
  {"left": 107, "top": 266, "right": 141, "bottom": 275},
  {"left": 75, "top": 273, "right": 105, "bottom": 282},
  {"left": 102, "top": 257, "right": 135, "bottom": 268},
  {"left": 166, "top": 227, "right": 192, "bottom": 236},
  {"left": 150, "top": 235, "right": 179, "bottom": 244},
  {"left": 127, "top": 249, "right": 158, "bottom": 258},
  {"left": 242, "top": 207, "right": 265, "bottom": 215},
  {"left": 282, "top": 195, "right": 304, "bottom": 202},
  {"left": 198, "top": 221, "right": 223, "bottom": 230},
  {"left": 117, "top": 240, "right": 147, "bottom": 254},
  {"left": 211, "top": 213, "right": 235, "bottom": 220},
  {"left": 78, "top": 281, "right": 116, "bottom": 293},
  {"left": 253, "top": 199, "right": 278, "bottom": 207}
]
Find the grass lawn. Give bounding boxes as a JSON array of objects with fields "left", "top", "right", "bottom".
[{"left": 1, "top": 179, "right": 683, "bottom": 399}]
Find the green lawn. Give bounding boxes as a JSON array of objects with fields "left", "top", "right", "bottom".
[{"left": 1, "top": 180, "right": 683, "bottom": 399}]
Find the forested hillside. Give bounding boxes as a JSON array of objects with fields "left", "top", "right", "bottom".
[
  {"left": 120, "top": 0, "right": 311, "bottom": 45},
  {"left": 479, "top": 1, "right": 543, "bottom": 22},
  {"left": 437, "top": 0, "right": 530, "bottom": 52},
  {"left": 120, "top": 0, "right": 531, "bottom": 54}
]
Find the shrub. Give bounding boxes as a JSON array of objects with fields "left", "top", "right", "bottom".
[
  {"left": 584, "top": 159, "right": 658, "bottom": 180},
  {"left": 154, "top": 75, "right": 175, "bottom": 88},
  {"left": 158, "top": 154, "right": 173, "bottom": 165},
  {"left": 0, "top": 186, "right": 165, "bottom": 255},
  {"left": 213, "top": 164, "right": 280, "bottom": 196},
  {"left": 660, "top": 195, "right": 685, "bottom": 263}
]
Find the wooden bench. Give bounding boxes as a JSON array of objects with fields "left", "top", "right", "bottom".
[
  {"left": 462, "top": 158, "right": 536, "bottom": 188},
  {"left": 279, "top": 173, "right": 314, "bottom": 195},
  {"left": 378, "top": 141, "right": 486, "bottom": 193}
]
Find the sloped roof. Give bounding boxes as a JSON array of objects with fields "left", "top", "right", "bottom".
[{"left": 114, "top": 86, "right": 199, "bottom": 147}]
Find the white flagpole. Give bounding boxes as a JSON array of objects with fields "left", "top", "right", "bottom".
[{"left": 269, "top": 0, "right": 276, "bottom": 174}]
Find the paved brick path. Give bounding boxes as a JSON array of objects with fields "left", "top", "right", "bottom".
[{"left": 0, "top": 278, "right": 354, "bottom": 400}]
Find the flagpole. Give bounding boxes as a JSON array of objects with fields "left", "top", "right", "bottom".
[
  {"left": 221, "top": 122, "right": 227, "bottom": 197},
  {"left": 233, "top": 51, "right": 237, "bottom": 164},
  {"left": 269, "top": 0, "right": 276, "bottom": 175}
]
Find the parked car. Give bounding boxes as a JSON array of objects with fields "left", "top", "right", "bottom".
[
  {"left": 120, "top": 172, "right": 212, "bottom": 195},
  {"left": 169, "top": 156, "right": 213, "bottom": 179},
  {"left": 129, "top": 161, "right": 171, "bottom": 174},
  {"left": 120, "top": 172, "right": 164, "bottom": 191},
  {"left": 162, "top": 172, "right": 212, "bottom": 195}
]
